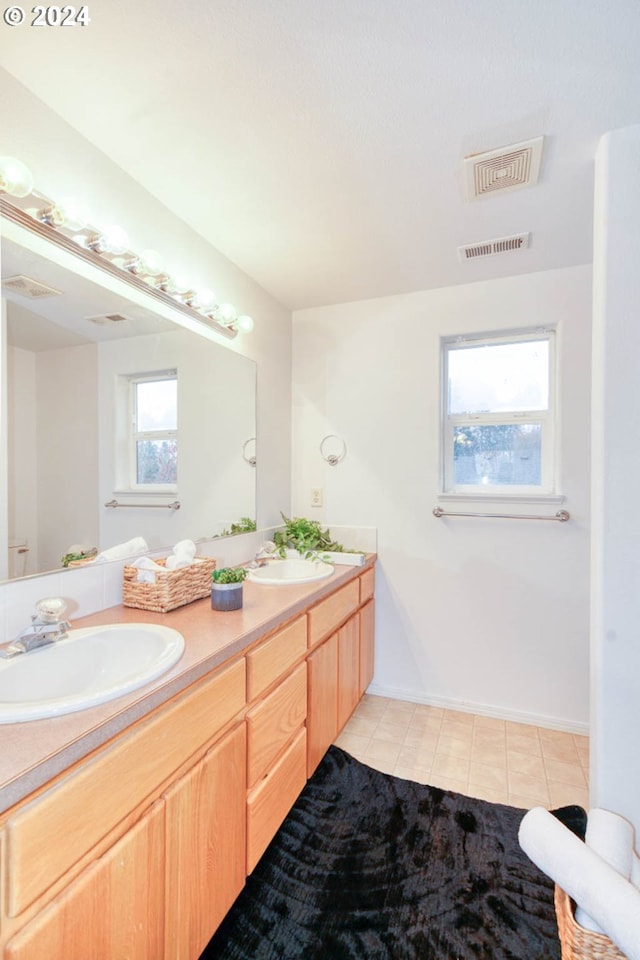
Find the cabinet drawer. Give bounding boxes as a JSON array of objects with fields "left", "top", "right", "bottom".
[
  {"left": 6, "top": 658, "right": 246, "bottom": 917},
  {"left": 307, "top": 580, "right": 359, "bottom": 648},
  {"left": 359, "top": 567, "right": 375, "bottom": 603},
  {"left": 246, "top": 728, "right": 307, "bottom": 874},
  {"left": 246, "top": 663, "right": 307, "bottom": 789},
  {"left": 246, "top": 616, "right": 307, "bottom": 701}
]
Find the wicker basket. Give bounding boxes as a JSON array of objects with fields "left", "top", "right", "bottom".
[
  {"left": 555, "top": 885, "right": 628, "bottom": 960},
  {"left": 122, "top": 557, "right": 217, "bottom": 613}
]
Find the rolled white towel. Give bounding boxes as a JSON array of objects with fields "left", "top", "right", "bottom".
[
  {"left": 576, "top": 809, "right": 635, "bottom": 932},
  {"left": 165, "top": 554, "right": 192, "bottom": 570},
  {"left": 519, "top": 807, "right": 640, "bottom": 959},
  {"left": 95, "top": 537, "right": 149, "bottom": 562},
  {"left": 130, "top": 557, "right": 165, "bottom": 584},
  {"left": 632, "top": 851, "right": 640, "bottom": 890},
  {"left": 172, "top": 539, "right": 196, "bottom": 560}
]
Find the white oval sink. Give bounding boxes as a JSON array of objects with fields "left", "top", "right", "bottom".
[
  {"left": 247, "top": 558, "right": 334, "bottom": 585},
  {"left": 0, "top": 623, "right": 184, "bottom": 723}
]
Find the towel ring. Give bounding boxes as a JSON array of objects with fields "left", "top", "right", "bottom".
[
  {"left": 242, "top": 437, "right": 257, "bottom": 466},
  {"left": 320, "top": 435, "right": 346, "bottom": 466}
]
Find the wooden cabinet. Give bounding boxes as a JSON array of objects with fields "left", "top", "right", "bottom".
[
  {"left": 307, "top": 631, "right": 339, "bottom": 777},
  {"left": 164, "top": 724, "right": 246, "bottom": 960},
  {"left": 1, "top": 561, "right": 376, "bottom": 959},
  {"left": 5, "top": 801, "right": 165, "bottom": 960}
]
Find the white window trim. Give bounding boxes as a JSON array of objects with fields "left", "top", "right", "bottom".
[
  {"left": 440, "top": 329, "right": 558, "bottom": 500},
  {"left": 115, "top": 369, "right": 178, "bottom": 494}
]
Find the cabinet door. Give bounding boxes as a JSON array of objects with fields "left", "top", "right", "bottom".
[
  {"left": 164, "top": 724, "right": 246, "bottom": 960},
  {"left": 337, "top": 614, "right": 360, "bottom": 730},
  {"left": 5, "top": 801, "right": 165, "bottom": 960},
  {"left": 306, "top": 631, "right": 339, "bottom": 776},
  {"left": 359, "top": 599, "right": 375, "bottom": 696}
]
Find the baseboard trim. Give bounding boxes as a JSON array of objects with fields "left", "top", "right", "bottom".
[{"left": 366, "top": 682, "right": 589, "bottom": 736}]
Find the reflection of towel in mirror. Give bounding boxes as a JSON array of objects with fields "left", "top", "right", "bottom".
[
  {"left": 130, "top": 557, "right": 165, "bottom": 583},
  {"left": 95, "top": 537, "right": 149, "bottom": 562}
]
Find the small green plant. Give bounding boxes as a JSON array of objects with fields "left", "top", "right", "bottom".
[
  {"left": 273, "top": 513, "right": 346, "bottom": 558},
  {"left": 60, "top": 548, "right": 97, "bottom": 568},
  {"left": 214, "top": 517, "right": 257, "bottom": 538},
  {"left": 211, "top": 566, "right": 248, "bottom": 584}
]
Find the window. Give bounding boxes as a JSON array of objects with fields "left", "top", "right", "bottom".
[
  {"left": 442, "top": 331, "right": 555, "bottom": 495},
  {"left": 128, "top": 371, "right": 178, "bottom": 489}
]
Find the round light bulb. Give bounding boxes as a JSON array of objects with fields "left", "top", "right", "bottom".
[
  {"left": 0, "top": 156, "right": 34, "bottom": 198},
  {"left": 218, "top": 303, "right": 236, "bottom": 323},
  {"left": 138, "top": 249, "right": 164, "bottom": 276},
  {"left": 236, "top": 314, "right": 254, "bottom": 333},
  {"left": 192, "top": 287, "right": 217, "bottom": 309},
  {"left": 172, "top": 274, "right": 194, "bottom": 294},
  {"left": 100, "top": 224, "right": 130, "bottom": 255},
  {"left": 55, "top": 198, "right": 89, "bottom": 232}
]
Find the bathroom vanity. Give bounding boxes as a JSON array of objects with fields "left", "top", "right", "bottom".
[{"left": 0, "top": 558, "right": 375, "bottom": 959}]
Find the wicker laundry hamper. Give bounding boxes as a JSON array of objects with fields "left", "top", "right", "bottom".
[{"left": 555, "top": 885, "right": 628, "bottom": 960}]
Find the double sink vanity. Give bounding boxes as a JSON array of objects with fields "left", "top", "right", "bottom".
[{"left": 0, "top": 555, "right": 375, "bottom": 959}]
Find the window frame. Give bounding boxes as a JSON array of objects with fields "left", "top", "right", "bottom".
[
  {"left": 441, "top": 329, "right": 557, "bottom": 498},
  {"left": 126, "top": 370, "right": 178, "bottom": 493}
]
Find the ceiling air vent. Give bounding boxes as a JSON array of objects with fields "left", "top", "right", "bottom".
[
  {"left": 463, "top": 136, "right": 544, "bottom": 200},
  {"left": 458, "top": 232, "right": 530, "bottom": 262},
  {"left": 86, "top": 313, "right": 128, "bottom": 325},
  {"left": 3, "top": 274, "right": 62, "bottom": 299}
]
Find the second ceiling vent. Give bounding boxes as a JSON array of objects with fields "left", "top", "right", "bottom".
[{"left": 463, "top": 136, "right": 544, "bottom": 200}]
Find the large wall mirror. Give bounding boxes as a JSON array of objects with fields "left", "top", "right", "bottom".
[{"left": 1, "top": 221, "right": 257, "bottom": 581}]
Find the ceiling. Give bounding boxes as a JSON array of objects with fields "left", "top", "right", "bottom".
[{"left": 2, "top": 0, "right": 640, "bottom": 310}]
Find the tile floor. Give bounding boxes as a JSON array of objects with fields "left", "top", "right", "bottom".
[{"left": 335, "top": 694, "right": 589, "bottom": 810}]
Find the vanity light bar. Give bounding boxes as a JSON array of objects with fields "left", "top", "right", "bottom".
[{"left": 0, "top": 159, "right": 255, "bottom": 339}]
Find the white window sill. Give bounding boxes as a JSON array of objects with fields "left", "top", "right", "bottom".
[{"left": 437, "top": 492, "right": 566, "bottom": 505}]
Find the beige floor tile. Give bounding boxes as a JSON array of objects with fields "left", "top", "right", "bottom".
[
  {"left": 506, "top": 721, "right": 540, "bottom": 739},
  {"left": 466, "top": 783, "right": 509, "bottom": 805},
  {"left": 397, "top": 743, "right": 435, "bottom": 770},
  {"left": 544, "top": 758, "right": 587, "bottom": 787},
  {"left": 473, "top": 726, "right": 507, "bottom": 747},
  {"left": 427, "top": 774, "right": 469, "bottom": 795},
  {"left": 506, "top": 750, "right": 546, "bottom": 779},
  {"left": 469, "top": 761, "right": 508, "bottom": 791},
  {"left": 364, "top": 755, "right": 398, "bottom": 776},
  {"left": 406, "top": 714, "right": 443, "bottom": 734},
  {"left": 440, "top": 719, "right": 475, "bottom": 741},
  {"left": 540, "top": 737, "right": 580, "bottom": 765},
  {"left": 413, "top": 703, "right": 445, "bottom": 720},
  {"left": 507, "top": 793, "right": 548, "bottom": 810},
  {"left": 432, "top": 753, "right": 470, "bottom": 781},
  {"left": 508, "top": 771, "right": 550, "bottom": 805},
  {"left": 355, "top": 695, "right": 390, "bottom": 718},
  {"left": 547, "top": 781, "right": 589, "bottom": 809},
  {"left": 403, "top": 727, "right": 440, "bottom": 749},
  {"left": 343, "top": 716, "right": 378, "bottom": 739},
  {"left": 474, "top": 716, "right": 507, "bottom": 733},
  {"left": 471, "top": 740, "right": 507, "bottom": 768},
  {"left": 383, "top": 699, "right": 416, "bottom": 718},
  {"left": 364, "top": 738, "right": 403, "bottom": 765},
  {"left": 507, "top": 733, "right": 542, "bottom": 757},
  {"left": 393, "top": 765, "right": 432, "bottom": 784},
  {"left": 373, "top": 719, "right": 412, "bottom": 743},
  {"left": 437, "top": 734, "right": 472, "bottom": 760},
  {"left": 444, "top": 709, "right": 475, "bottom": 727},
  {"left": 335, "top": 732, "right": 370, "bottom": 757}
]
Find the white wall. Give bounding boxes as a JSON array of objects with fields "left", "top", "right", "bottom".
[
  {"left": 293, "top": 265, "right": 592, "bottom": 731},
  {"left": 7, "top": 343, "right": 39, "bottom": 574},
  {"left": 591, "top": 125, "right": 640, "bottom": 833}
]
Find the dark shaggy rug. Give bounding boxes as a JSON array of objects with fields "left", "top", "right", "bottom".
[{"left": 201, "top": 746, "right": 585, "bottom": 960}]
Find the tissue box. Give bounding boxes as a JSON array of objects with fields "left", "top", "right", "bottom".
[
  {"left": 554, "top": 886, "right": 627, "bottom": 960},
  {"left": 122, "top": 557, "right": 217, "bottom": 613}
]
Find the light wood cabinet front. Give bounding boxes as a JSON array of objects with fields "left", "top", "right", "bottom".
[
  {"left": 164, "top": 724, "right": 246, "bottom": 960},
  {"left": 306, "top": 632, "right": 339, "bottom": 777},
  {"left": 359, "top": 599, "right": 375, "bottom": 696},
  {"left": 5, "top": 801, "right": 165, "bottom": 960},
  {"left": 337, "top": 615, "right": 360, "bottom": 729},
  {"left": 246, "top": 663, "right": 307, "bottom": 789}
]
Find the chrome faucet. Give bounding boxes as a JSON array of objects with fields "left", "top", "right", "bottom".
[
  {"left": 0, "top": 598, "right": 71, "bottom": 659},
  {"left": 247, "top": 541, "right": 278, "bottom": 568}
]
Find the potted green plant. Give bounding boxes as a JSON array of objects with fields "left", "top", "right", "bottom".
[
  {"left": 210, "top": 566, "right": 248, "bottom": 611},
  {"left": 273, "top": 513, "right": 346, "bottom": 558}
]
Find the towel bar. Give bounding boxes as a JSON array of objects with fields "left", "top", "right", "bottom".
[{"left": 433, "top": 506, "right": 570, "bottom": 522}]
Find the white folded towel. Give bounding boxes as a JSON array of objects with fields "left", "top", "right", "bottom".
[
  {"left": 519, "top": 807, "right": 640, "bottom": 959},
  {"left": 130, "top": 557, "right": 165, "bottom": 583},
  {"left": 95, "top": 536, "right": 149, "bottom": 563},
  {"left": 575, "top": 808, "right": 635, "bottom": 932},
  {"left": 172, "top": 539, "right": 196, "bottom": 560},
  {"left": 633, "top": 851, "right": 640, "bottom": 889}
]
